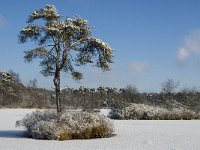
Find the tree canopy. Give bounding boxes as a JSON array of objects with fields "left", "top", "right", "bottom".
[{"left": 19, "top": 5, "right": 113, "bottom": 78}]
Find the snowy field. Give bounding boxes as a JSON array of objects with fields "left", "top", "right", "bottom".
[{"left": 0, "top": 109, "right": 200, "bottom": 150}]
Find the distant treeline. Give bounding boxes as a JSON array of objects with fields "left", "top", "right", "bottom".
[
  {"left": 0, "top": 71, "right": 200, "bottom": 112},
  {"left": 60, "top": 86, "right": 200, "bottom": 112}
]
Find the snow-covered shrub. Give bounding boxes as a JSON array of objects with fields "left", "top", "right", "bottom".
[
  {"left": 109, "top": 103, "right": 200, "bottom": 120},
  {"left": 16, "top": 110, "right": 58, "bottom": 139},
  {"left": 166, "top": 107, "right": 199, "bottom": 120},
  {"left": 16, "top": 110, "right": 114, "bottom": 140}
]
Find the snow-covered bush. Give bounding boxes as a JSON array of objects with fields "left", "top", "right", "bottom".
[
  {"left": 166, "top": 107, "right": 200, "bottom": 120},
  {"left": 109, "top": 103, "right": 200, "bottom": 120},
  {"left": 16, "top": 110, "right": 114, "bottom": 140}
]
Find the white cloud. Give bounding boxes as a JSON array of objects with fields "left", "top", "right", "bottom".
[
  {"left": 129, "top": 61, "right": 150, "bottom": 74},
  {"left": 178, "top": 29, "right": 200, "bottom": 62},
  {"left": 178, "top": 48, "right": 190, "bottom": 62}
]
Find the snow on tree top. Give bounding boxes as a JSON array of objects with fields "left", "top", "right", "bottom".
[{"left": 0, "top": 71, "right": 14, "bottom": 83}]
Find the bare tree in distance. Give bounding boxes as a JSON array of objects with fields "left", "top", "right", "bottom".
[
  {"left": 27, "top": 78, "right": 38, "bottom": 88},
  {"left": 161, "top": 78, "right": 179, "bottom": 93},
  {"left": 125, "top": 85, "right": 138, "bottom": 94},
  {"left": 18, "top": 5, "right": 113, "bottom": 112}
]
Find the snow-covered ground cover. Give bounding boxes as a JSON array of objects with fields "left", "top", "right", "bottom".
[{"left": 0, "top": 109, "right": 200, "bottom": 150}]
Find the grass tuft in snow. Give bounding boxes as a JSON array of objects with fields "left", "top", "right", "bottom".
[{"left": 16, "top": 110, "right": 114, "bottom": 140}]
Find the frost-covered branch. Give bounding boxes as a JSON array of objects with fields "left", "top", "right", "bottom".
[{"left": 24, "top": 47, "right": 48, "bottom": 62}]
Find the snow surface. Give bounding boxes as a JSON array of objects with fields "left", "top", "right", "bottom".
[{"left": 0, "top": 109, "right": 200, "bottom": 150}]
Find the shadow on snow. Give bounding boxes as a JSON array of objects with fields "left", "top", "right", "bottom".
[{"left": 0, "top": 130, "right": 25, "bottom": 138}]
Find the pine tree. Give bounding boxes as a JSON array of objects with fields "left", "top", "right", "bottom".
[{"left": 18, "top": 5, "right": 113, "bottom": 112}]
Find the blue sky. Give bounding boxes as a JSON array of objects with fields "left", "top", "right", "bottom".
[{"left": 1, "top": 0, "right": 200, "bottom": 92}]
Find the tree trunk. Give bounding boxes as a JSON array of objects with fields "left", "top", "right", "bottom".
[{"left": 54, "top": 70, "right": 62, "bottom": 113}]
